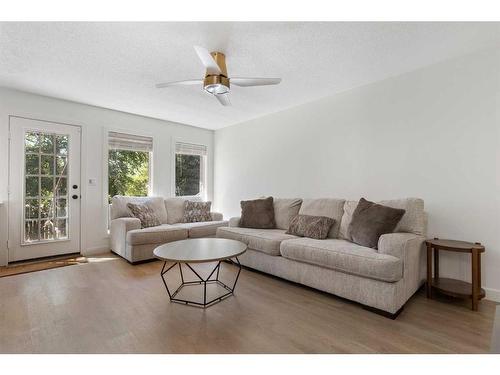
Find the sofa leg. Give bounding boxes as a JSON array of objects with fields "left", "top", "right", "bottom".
[{"left": 362, "top": 305, "right": 404, "bottom": 319}]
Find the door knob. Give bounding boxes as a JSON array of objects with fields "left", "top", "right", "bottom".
[
  {"left": 72, "top": 194, "right": 78, "bottom": 199},
  {"left": 72, "top": 184, "right": 78, "bottom": 189}
]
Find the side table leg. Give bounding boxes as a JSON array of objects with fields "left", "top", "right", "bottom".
[
  {"left": 434, "top": 249, "right": 439, "bottom": 279},
  {"left": 426, "top": 244, "right": 433, "bottom": 298},
  {"left": 472, "top": 249, "right": 479, "bottom": 311}
]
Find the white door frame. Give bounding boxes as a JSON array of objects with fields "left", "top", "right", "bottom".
[{"left": 7, "top": 115, "right": 83, "bottom": 263}]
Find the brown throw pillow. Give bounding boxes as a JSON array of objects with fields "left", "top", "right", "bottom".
[
  {"left": 240, "top": 197, "right": 276, "bottom": 229},
  {"left": 348, "top": 198, "right": 405, "bottom": 249},
  {"left": 183, "top": 201, "right": 212, "bottom": 223},
  {"left": 286, "top": 214, "right": 335, "bottom": 240},
  {"left": 127, "top": 202, "right": 161, "bottom": 228}
]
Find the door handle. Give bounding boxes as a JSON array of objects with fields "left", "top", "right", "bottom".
[
  {"left": 72, "top": 194, "right": 78, "bottom": 199},
  {"left": 72, "top": 184, "right": 78, "bottom": 189}
]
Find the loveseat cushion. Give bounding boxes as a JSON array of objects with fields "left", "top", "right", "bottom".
[
  {"left": 279, "top": 238, "right": 403, "bottom": 282},
  {"left": 171, "top": 220, "right": 228, "bottom": 238},
  {"left": 111, "top": 196, "right": 168, "bottom": 224},
  {"left": 298, "top": 198, "right": 345, "bottom": 238},
  {"left": 217, "top": 227, "right": 298, "bottom": 256},
  {"left": 165, "top": 198, "right": 186, "bottom": 224},
  {"left": 126, "top": 225, "right": 188, "bottom": 245}
]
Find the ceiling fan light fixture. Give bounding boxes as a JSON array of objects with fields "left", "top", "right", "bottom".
[
  {"left": 203, "top": 74, "right": 230, "bottom": 95},
  {"left": 205, "top": 83, "right": 229, "bottom": 95}
]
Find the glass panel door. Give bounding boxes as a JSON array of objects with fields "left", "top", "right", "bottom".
[
  {"left": 24, "top": 132, "right": 70, "bottom": 243},
  {"left": 8, "top": 117, "right": 81, "bottom": 262}
]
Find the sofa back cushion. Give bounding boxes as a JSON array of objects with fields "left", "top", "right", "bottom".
[
  {"left": 339, "top": 197, "right": 425, "bottom": 238},
  {"left": 273, "top": 198, "right": 303, "bottom": 230},
  {"left": 110, "top": 195, "right": 168, "bottom": 224},
  {"left": 379, "top": 198, "right": 425, "bottom": 235},
  {"left": 298, "top": 198, "right": 345, "bottom": 238},
  {"left": 165, "top": 198, "right": 186, "bottom": 224}
]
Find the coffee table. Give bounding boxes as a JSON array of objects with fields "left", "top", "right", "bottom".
[{"left": 153, "top": 238, "right": 247, "bottom": 308}]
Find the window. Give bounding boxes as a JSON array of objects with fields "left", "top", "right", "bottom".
[
  {"left": 108, "top": 131, "right": 153, "bottom": 202},
  {"left": 175, "top": 142, "right": 207, "bottom": 198}
]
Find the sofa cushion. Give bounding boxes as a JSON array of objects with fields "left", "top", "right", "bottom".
[
  {"left": 126, "top": 224, "right": 188, "bottom": 245},
  {"left": 379, "top": 198, "right": 425, "bottom": 235},
  {"left": 240, "top": 197, "right": 276, "bottom": 229},
  {"left": 217, "top": 227, "right": 297, "bottom": 256},
  {"left": 339, "top": 198, "right": 425, "bottom": 238},
  {"left": 274, "top": 198, "right": 302, "bottom": 230},
  {"left": 348, "top": 198, "right": 405, "bottom": 249},
  {"left": 165, "top": 198, "right": 186, "bottom": 224},
  {"left": 111, "top": 196, "right": 168, "bottom": 224},
  {"left": 279, "top": 238, "right": 403, "bottom": 282},
  {"left": 298, "top": 198, "right": 345, "bottom": 238},
  {"left": 172, "top": 220, "right": 228, "bottom": 238}
]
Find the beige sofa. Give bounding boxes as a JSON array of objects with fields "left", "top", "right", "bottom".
[
  {"left": 216, "top": 198, "right": 426, "bottom": 317},
  {"left": 110, "top": 196, "right": 227, "bottom": 263}
]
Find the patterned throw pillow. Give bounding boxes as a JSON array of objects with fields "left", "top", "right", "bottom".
[
  {"left": 127, "top": 203, "right": 162, "bottom": 228},
  {"left": 183, "top": 201, "right": 212, "bottom": 223},
  {"left": 286, "top": 214, "right": 335, "bottom": 240}
]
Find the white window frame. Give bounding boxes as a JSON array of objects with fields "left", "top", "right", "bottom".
[
  {"left": 103, "top": 129, "right": 154, "bottom": 229},
  {"left": 172, "top": 139, "right": 207, "bottom": 201}
]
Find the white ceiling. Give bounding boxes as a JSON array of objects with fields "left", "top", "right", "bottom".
[{"left": 1, "top": 22, "right": 499, "bottom": 130}]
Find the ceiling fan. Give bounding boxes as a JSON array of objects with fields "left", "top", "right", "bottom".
[{"left": 155, "top": 46, "right": 281, "bottom": 106}]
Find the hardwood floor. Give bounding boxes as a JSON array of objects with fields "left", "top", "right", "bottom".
[{"left": 0, "top": 253, "right": 496, "bottom": 353}]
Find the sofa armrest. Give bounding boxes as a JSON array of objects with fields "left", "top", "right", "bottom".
[
  {"left": 378, "top": 232, "right": 424, "bottom": 259},
  {"left": 228, "top": 216, "right": 241, "bottom": 227},
  {"left": 378, "top": 232, "right": 426, "bottom": 303},
  {"left": 211, "top": 212, "right": 224, "bottom": 221},
  {"left": 110, "top": 217, "right": 141, "bottom": 256}
]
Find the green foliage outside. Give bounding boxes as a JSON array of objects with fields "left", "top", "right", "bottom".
[
  {"left": 108, "top": 149, "right": 149, "bottom": 202},
  {"left": 176, "top": 154, "right": 201, "bottom": 196}
]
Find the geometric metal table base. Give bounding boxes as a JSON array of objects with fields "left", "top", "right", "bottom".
[{"left": 160, "top": 257, "right": 242, "bottom": 308}]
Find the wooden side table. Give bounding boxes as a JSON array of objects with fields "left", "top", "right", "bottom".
[{"left": 425, "top": 238, "right": 485, "bottom": 311}]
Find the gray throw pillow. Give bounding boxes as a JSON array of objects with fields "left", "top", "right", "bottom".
[
  {"left": 183, "top": 201, "right": 212, "bottom": 223},
  {"left": 348, "top": 198, "right": 405, "bottom": 249},
  {"left": 127, "top": 202, "right": 161, "bottom": 228},
  {"left": 286, "top": 214, "right": 335, "bottom": 240},
  {"left": 240, "top": 197, "right": 276, "bottom": 229}
]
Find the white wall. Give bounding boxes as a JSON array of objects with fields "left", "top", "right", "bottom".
[
  {"left": 0, "top": 87, "right": 214, "bottom": 265},
  {"left": 214, "top": 47, "right": 500, "bottom": 300}
]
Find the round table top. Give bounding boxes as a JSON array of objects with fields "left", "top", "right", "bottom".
[
  {"left": 153, "top": 238, "right": 247, "bottom": 263},
  {"left": 425, "top": 238, "right": 485, "bottom": 252}
]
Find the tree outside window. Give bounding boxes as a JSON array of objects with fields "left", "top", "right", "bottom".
[
  {"left": 175, "top": 153, "right": 201, "bottom": 196},
  {"left": 108, "top": 149, "right": 150, "bottom": 202}
]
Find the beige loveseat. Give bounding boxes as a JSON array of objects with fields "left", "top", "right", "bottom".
[
  {"left": 216, "top": 198, "right": 426, "bottom": 317},
  {"left": 110, "top": 196, "right": 227, "bottom": 263}
]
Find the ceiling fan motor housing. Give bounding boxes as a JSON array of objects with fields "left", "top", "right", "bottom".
[{"left": 204, "top": 52, "right": 230, "bottom": 94}]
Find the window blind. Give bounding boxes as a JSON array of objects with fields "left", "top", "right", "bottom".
[
  {"left": 175, "top": 142, "right": 207, "bottom": 156},
  {"left": 108, "top": 131, "right": 153, "bottom": 152}
]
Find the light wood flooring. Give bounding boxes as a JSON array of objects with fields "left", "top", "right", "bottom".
[{"left": 0, "top": 253, "right": 496, "bottom": 353}]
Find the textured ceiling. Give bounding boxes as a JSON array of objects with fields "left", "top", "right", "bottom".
[{"left": 0, "top": 22, "right": 499, "bottom": 130}]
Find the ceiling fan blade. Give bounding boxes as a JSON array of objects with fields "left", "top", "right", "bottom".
[
  {"left": 155, "top": 79, "right": 203, "bottom": 88},
  {"left": 194, "top": 46, "right": 222, "bottom": 75},
  {"left": 230, "top": 77, "right": 281, "bottom": 87},
  {"left": 214, "top": 93, "right": 231, "bottom": 106}
]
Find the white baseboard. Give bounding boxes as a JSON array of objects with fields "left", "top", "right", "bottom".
[
  {"left": 485, "top": 287, "right": 500, "bottom": 303},
  {"left": 82, "top": 246, "right": 110, "bottom": 256}
]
